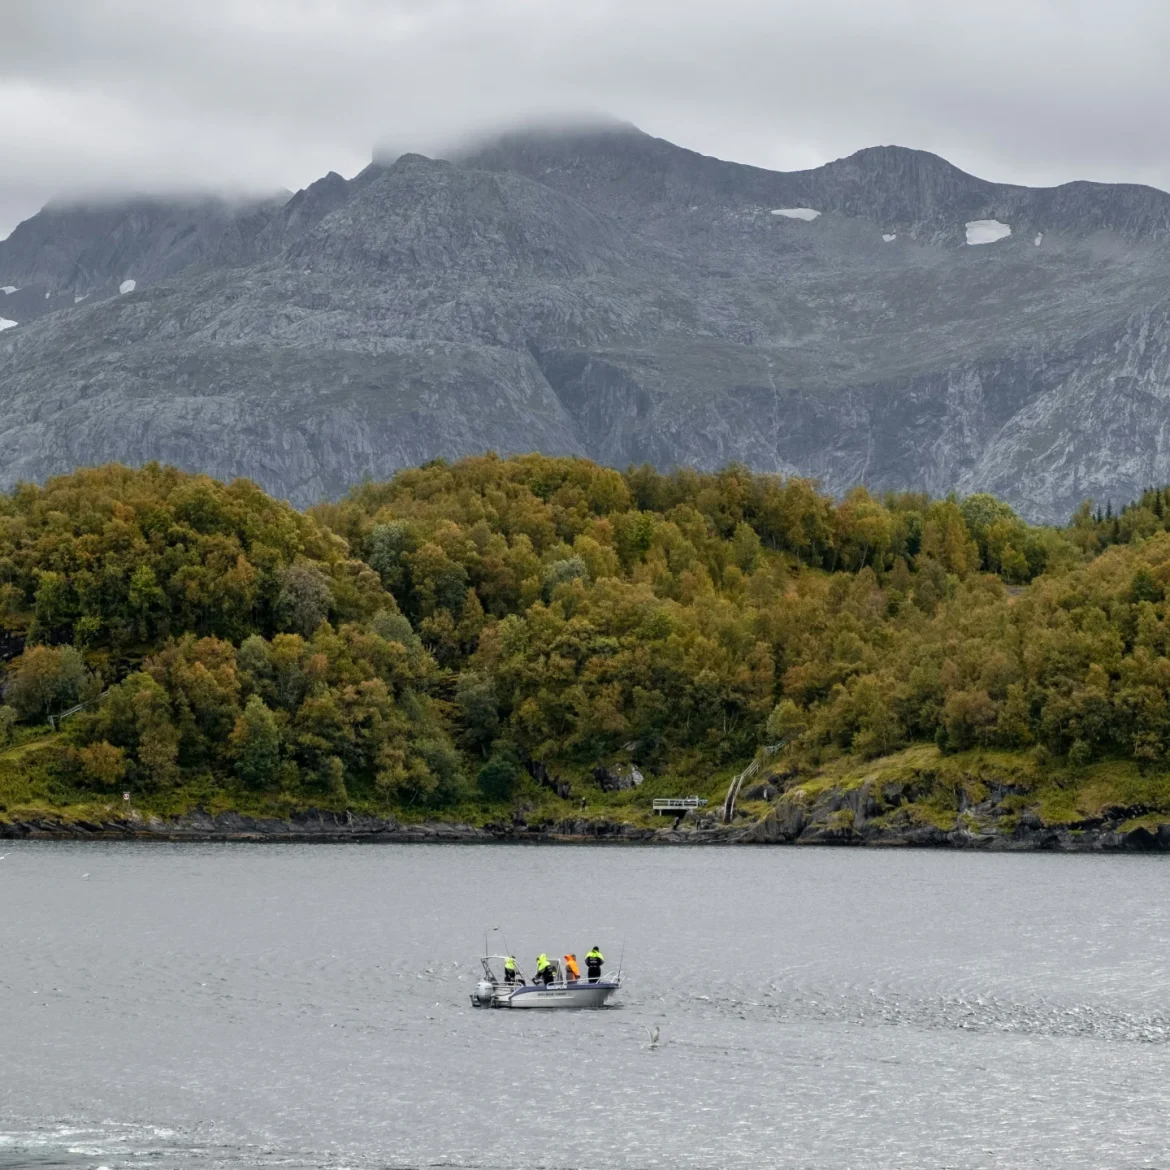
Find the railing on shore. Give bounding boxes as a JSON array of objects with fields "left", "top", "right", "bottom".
[
  {"left": 47, "top": 690, "right": 109, "bottom": 731},
  {"left": 721, "top": 742, "right": 787, "bottom": 824}
]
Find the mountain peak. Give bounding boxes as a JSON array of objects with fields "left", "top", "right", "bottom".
[
  {"left": 843, "top": 143, "right": 966, "bottom": 165},
  {"left": 287, "top": 151, "right": 627, "bottom": 280},
  {"left": 828, "top": 146, "right": 992, "bottom": 194}
]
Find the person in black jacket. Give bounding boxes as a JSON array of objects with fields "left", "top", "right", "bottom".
[{"left": 585, "top": 945, "right": 604, "bottom": 983}]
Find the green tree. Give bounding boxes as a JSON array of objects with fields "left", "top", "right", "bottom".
[
  {"left": 455, "top": 671, "right": 500, "bottom": 756},
  {"left": 230, "top": 695, "right": 281, "bottom": 787},
  {"left": 543, "top": 556, "right": 590, "bottom": 600},
  {"left": 730, "top": 522, "right": 763, "bottom": 572},
  {"left": 367, "top": 521, "right": 414, "bottom": 595},
  {"left": 1131, "top": 566, "right": 1163, "bottom": 603},
  {"left": 130, "top": 674, "right": 181, "bottom": 788},
  {"left": 275, "top": 563, "right": 333, "bottom": 636},
  {"left": 478, "top": 745, "right": 523, "bottom": 801},
  {"left": 5, "top": 645, "right": 92, "bottom": 719},
  {"left": 128, "top": 564, "right": 166, "bottom": 637},
  {"left": 33, "top": 570, "right": 74, "bottom": 630}
]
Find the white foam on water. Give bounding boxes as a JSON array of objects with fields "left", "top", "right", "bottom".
[
  {"left": 882, "top": 233, "right": 896, "bottom": 242},
  {"left": 1034, "top": 233, "right": 1043, "bottom": 246},
  {"left": 965, "top": 219, "right": 1011, "bottom": 245},
  {"left": 771, "top": 207, "right": 820, "bottom": 221},
  {"left": 0, "top": 317, "right": 17, "bottom": 331},
  {"left": 119, "top": 279, "right": 136, "bottom": 294}
]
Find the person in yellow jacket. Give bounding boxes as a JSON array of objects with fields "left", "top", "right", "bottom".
[
  {"left": 535, "top": 953, "right": 555, "bottom": 985},
  {"left": 563, "top": 953, "right": 580, "bottom": 982},
  {"left": 503, "top": 956, "right": 518, "bottom": 984},
  {"left": 585, "top": 946, "right": 604, "bottom": 983}
]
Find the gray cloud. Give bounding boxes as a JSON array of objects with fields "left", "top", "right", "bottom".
[{"left": 2, "top": 0, "right": 1169, "bottom": 237}]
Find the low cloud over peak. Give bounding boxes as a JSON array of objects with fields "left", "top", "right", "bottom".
[{"left": 4, "top": 0, "right": 1170, "bottom": 236}]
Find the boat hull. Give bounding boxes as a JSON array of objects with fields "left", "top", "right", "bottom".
[{"left": 472, "top": 981, "right": 619, "bottom": 1009}]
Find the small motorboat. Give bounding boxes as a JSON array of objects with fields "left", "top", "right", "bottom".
[{"left": 469, "top": 954, "right": 621, "bottom": 1009}]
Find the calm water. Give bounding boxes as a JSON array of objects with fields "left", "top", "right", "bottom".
[{"left": 3, "top": 843, "right": 1170, "bottom": 1169}]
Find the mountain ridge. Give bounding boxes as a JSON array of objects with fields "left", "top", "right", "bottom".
[
  {"left": 4, "top": 124, "right": 1170, "bottom": 520},
  {"left": 461, "top": 125, "right": 1170, "bottom": 244}
]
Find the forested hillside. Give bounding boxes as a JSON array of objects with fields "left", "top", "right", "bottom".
[{"left": 4, "top": 455, "right": 1170, "bottom": 840}]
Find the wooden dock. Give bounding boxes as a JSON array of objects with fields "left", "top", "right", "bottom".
[{"left": 652, "top": 797, "right": 709, "bottom": 814}]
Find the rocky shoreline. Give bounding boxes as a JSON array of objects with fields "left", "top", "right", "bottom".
[
  {"left": 4, "top": 807, "right": 1170, "bottom": 850},
  {"left": 0, "top": 809, "right": 726, "bottom": 844}
]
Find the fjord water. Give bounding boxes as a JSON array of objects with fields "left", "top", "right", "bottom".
[{"left": 3, "top": 845, "right": 1170, "bottom": 1170}]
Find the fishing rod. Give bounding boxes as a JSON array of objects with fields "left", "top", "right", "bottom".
[
  {"left": 487, "top": 924, "right": 514, "bottom": 968},
  {"left": 617, "top": 934, "right": 627, "bottom": 980}
]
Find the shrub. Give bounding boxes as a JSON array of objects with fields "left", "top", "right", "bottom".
[
  {"left": 478, "top": 747, "right": 522, "bottom": 801},
  {"left": 77, "top": 741, "right": 127, "bottom": 787},
  {"left": 0, "top": 705, "right": 16, "bottom": 745}
]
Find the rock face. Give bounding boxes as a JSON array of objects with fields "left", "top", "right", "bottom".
[
  {"left": 735, "top": 776, "right": 1170, "bottom": 851},
  {"left": 593, "top": 763, "right": 645, "bottom": 792},
  {"left": 5, "top": 123, "right": 1170, "bottom": 518}
]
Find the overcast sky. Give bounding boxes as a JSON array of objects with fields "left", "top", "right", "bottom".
[{"left": 3, "top": 0, "right": 1169, "bottom": 238}]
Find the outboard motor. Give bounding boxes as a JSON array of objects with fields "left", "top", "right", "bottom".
[{"left": 474, "top": 979, "right": 496, "bottom": 1007}]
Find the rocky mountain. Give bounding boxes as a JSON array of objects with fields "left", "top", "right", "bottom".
[
  {"left": 0, "top": 193, "right": 287, "bottom": 322},
  {"left": 3, "top": 122, "right": 1170, "bottom": 519}
]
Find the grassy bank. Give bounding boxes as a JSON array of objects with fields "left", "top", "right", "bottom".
[{"left": 7, "top": 727, "right": 1170, "bottom": 844}]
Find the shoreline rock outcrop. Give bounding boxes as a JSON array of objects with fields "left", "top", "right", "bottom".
[{"left": 4, "top": 805, "right": 1170, "bottom": 850}]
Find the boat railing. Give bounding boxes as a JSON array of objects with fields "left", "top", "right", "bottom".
[
  {"left": 480, "top": 953, "right": 620, "bottom": 990},
  {"left": 531, "top": 969, "right": 621, "bottom": 990}
]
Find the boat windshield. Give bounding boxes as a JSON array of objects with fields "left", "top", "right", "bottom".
[{"left": 481, "top": 954, "right": 526, "bottom": 984}]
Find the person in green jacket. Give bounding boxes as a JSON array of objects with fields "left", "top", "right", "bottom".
[{"left": 585, "top": 946, "right": 604, "bottom": 983}]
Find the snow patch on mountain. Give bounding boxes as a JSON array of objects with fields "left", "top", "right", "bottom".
[
  {"left": 0, "top": 318, "right": 17, "bottom": 332},
  {"left": 119, "top": 279, "right": 136, "bottom": 294},
  {"left": 771, "top": 208, "right": 820, "bottom": 221},
  {"left": 1, "top": 286, "right": 16, "bottom": 294},
  {"left": 1034, "top": 233, "right": 1043, "bottom": 246},
  {"left": 882, "top": 233, "right": 896, "bottom": 242},
  {"left": 966, "top": 219, "right": 1011, "bottom": 245}
]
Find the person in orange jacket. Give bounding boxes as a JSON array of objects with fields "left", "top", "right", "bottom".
[{"left": 563, "top": 953, "right": 580, "bottom": 982}]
